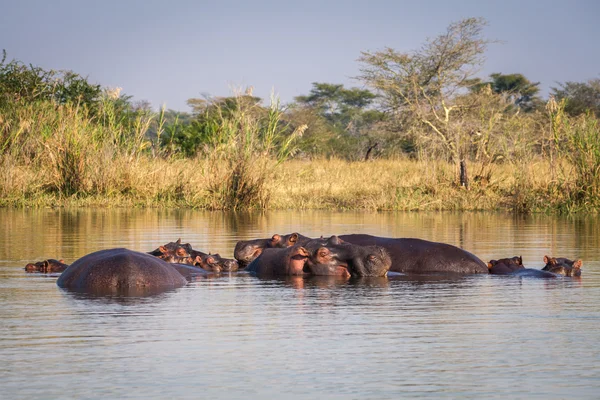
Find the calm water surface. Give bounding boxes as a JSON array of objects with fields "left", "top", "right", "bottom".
[{"left": 1, "top": 209, "right": 599, "bottom": 399}]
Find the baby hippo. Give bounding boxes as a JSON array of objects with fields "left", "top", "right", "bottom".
[
  {"left": 25, "top": 259, "right": 69, "bottom": 273},
  {"left": 542, "top": 256, "right": 582, "bottom": 277}
]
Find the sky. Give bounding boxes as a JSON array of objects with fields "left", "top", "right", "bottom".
[{"left": 1, "top": 0, "right": 599, "bottom": 111}]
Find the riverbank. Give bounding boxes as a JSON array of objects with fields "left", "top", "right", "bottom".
[{"left": 1, "top": 157, "right": 594, "bottom": 213}]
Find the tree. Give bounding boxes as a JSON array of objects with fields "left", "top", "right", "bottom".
[
  {"left": 551, "top": 78, "right": 600, "bottom": 117},
  {"left": 471, "top": 73, "right": 541, "bottom": 111},
  {"left": 292, "top": 82, "right": 384, "bottom": 159},
  {"left": 294, "top": 82, "right": 377, "bottom": 129},
  {"left": 359, "top": 17, "right": 491, "bottom": 186}
]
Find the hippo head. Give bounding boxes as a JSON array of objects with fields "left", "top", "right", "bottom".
[
  {"left": 305, "top": 236, "right": 391, "bottom": 277},
  {"left": 487, "top": 256, "right": 524, "bottom": 275},
  {"left": 234, "top": 232, "right": 309, "bottom": 268},
  {"left": 24, "top": 259, "right": 69, "bottom": 273},
  {"left": 543, "top": 256, "right": 582, "bottom": 277},
  {"left": 284, "top": 246, "right": 311, "bottom": 276},
  {"left": 194, "top": 253, "right": 239, "bottom": 273},
  {"left": 148, "top": 239, "right": 192, "bottom": 261}
]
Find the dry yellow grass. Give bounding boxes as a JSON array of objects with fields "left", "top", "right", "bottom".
[{"left": 2, "top": 154, "right": 583, "bottom": 212}]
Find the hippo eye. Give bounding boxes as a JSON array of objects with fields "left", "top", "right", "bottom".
[{"left": 318, "top": 248, "right": 329, "bottom": 257}]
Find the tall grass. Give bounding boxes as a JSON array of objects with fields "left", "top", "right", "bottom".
[{"left": 203, "top": 92, "right": 306, "bottom": 210}]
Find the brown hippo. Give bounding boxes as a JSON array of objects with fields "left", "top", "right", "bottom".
[
  {"left": 150, "top": 239, "right": 239, "bottom": 272},
  {"left": 246, "top": 236, "right": 391, "bottom": 278},
  {"left": 24, "top": 259, "right": 69, "bottom": 274},
  {"left": 488, "top": 257, "right": 557, "bottom": 278},
  {"left": 57, "top": 248, "right": 187, "bottom": 292},
  {"left": 245, "top": 246, "right": 312, "bottom": 276},
  {"left": 487, "top": 256, "right": 524, "bottom": 275},
  {"left": 193, "top": 253, "right": 239, "bottom": 272},
  {"left": 338, "top": 234, "right": 488, "bottom": 275},
  {"left": 148, "top": 238, "right": 191, "bottom": 260},
  {"left": 304, "top": 236, "right": 391, "bottom": 277},
  {"left": 234, "top": 232, "right": 311, "bottom": 267},
  {"left": 542, "top": 256, "right": 582, "bottom": 277}
]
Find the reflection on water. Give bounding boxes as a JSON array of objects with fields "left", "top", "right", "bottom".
[{"left": 0, "top": 209, "right": 599, "bottom": 399}]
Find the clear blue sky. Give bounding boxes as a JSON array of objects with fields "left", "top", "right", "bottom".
[{"left": 1, "top": 0, "right": 598, "bottom": 111}]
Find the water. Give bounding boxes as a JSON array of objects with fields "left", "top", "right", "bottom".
[{"left": 1, "top": 209, "right": 599, "bottom": 399}]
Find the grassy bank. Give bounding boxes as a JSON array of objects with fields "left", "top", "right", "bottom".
[{"left": 1, "top": 156, "right": 596, "bottom": 213}]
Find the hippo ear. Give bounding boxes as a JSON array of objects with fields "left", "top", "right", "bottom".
[
  {"left": 206, "top": 256, "right": 216, "bottom": 265},
  {"left": 159, "top": 245, "right": 168, "bottom": 254},
  {"left": 487, "top": 262, "right": 493, "bottom": 269},
  {"left": 328, "top": 235, "right": 342, "bottom": 245},
  {"left": 573, "top": 259, "right": 583, "bottom": 269},
  {"left": 291, "top": 247, "right": 309, "bottom": 258},
  {"left": 289, "top": 233, "right": 298, "bottom": 243},
  {"left": 518, "top": 256, "right": 523, "bottom": 265},
  {"left": 176, "top": 238, "right": 181, "bottom": 245},
  {"left": 271, "top": 234, "right": 281, "bottom": 244},
  {"left": 176, "top": 247, "right": 188, "bottom": 257},
  {"left": 543, "top": 255, "right": 549, "bottom": 263},
  {"left": 194, "top": 255, "right": 202, "bottom": 266},
  {"left": 59, "top": 259, "right": 65, "bottom": 263}
]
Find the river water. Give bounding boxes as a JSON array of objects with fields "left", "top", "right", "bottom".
[{"left": 0, "top": 209, "right": 599, "bottom": 399}]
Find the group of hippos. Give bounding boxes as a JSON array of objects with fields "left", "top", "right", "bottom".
[{"left": 24, "top": 232, "right": 583, "bottom": 295}]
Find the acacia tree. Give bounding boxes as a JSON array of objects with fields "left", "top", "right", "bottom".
[{"left": 358, "top": 17, "right": 491, "bottom": 186}]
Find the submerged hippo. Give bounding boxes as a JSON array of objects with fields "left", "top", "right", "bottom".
[
  {"left": 234, "top": 233, "right": 311, "bottom": 267},
  {"left": 246, "top": 246, "right": 312, "bottom": 276},
  {"left": 542, "top": 256, "right": 582, "bottom": 277},
  {"left": 150, "top": 239, "right": 239, "bottom": 272},
  {"left": 337, "top": 234, "right": 488, "bottom": 275},
  {"left": 57, "top": 248, "right": 187, "bottom": 292},
  {"left": 304, "top": 236, "right": 391, "bottom": 277},
  {"left": 487, "top": 256, "right": 524, "bottom": 275},
  {"left": 246, "top": 236, "right": 391, "bottom": 278},
  {"left": 488, "top": 257, "right": 557, "bottom": 278},
  {"left": 236, "top": 232, "right": 486, "bottom": 275},
  {"left": 148, "top": 238, "right": 191, "bottom": 261},
  {"left": 25, "top": 259, "right": 69, "bottom": 274}
]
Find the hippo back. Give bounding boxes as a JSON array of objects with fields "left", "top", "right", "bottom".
[
  {"left": 339, "top": 234, "right": 487, "bottom": 275},
  {"left": 57, "top": 248, "right": 187, "bottom": 291}
]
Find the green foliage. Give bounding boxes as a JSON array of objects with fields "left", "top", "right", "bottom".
[
  {"left": 291, "top": 82, "right": 384, "bottom": 159},
  {"left": 551, "top": 78, "right": 600, "bottom": 117},
  {"left": 471, "top": 73, "right": 541, "bottom": 111},
  {"left": 0, "top": 50, "right": 102, "bottom": 110}
]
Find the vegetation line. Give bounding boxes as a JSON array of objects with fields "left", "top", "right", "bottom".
[{"left": 1, "top": 17, "right": 599, "bottom": 213}]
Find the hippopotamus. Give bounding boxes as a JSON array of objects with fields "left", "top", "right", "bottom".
[
  {"left": 148, "top": 238, "right": 191, "bottom": 260},
  {"left": 338, "top": 234, "right": 488, "bottom": 275},
  {"left": 234, "top": 233, "right": 311, "bottom": 267},
  {"left": 487, "top": 256, "right": 524, "bottom": 275},
  {"left": 150, "top": 239, "right": 239, "bottom": 272},
  {"left": 245, "top": 245, "right": 311, "bottom": 276},
  {"left": 246, "top": 236, "right": 391, "bottom": 278},
  {"left": 542, "top": 256, "right": 582, "bottom": 277},
  {"left": 57, "top": 248, "right": 187, "bottom": 292},
  {"left": 179, "top": 243, "right": 239, "bottom": 272},
  {"left": 24, "top": 259, "right": 69, "bottom": 273},
  {"left": 488, "top": 257, "right": 556, "bottom": 278},
  {"left": 236, "top": 232, "right": 486, "bottom": 275},
  {"left": 303, "top": 236, "right": 391, "bottom": 277}
]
